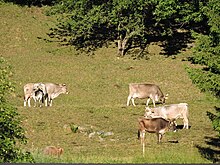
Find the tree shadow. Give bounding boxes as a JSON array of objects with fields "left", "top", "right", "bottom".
[
  {"left": 160, "top": 31, "right": 194, "bottom": 56},
  {"left": 3, "top": 0, "right": 56, "bottom": 7},
  {"left": 195, "top": 136, "right": 220, "bottom": 163}
]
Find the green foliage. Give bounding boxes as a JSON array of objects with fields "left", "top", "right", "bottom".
[
  {"left": 70, "top": 123, "right": 79, "bottom": 133},
  {"left": 48, "top": 0, "right": 206, "bottom": 54},
  {"left": 187, "top": 0, "right": 220, "bottom": 98},
  {"left": 186, "top": 67, "right": 220, "bottom": 97},
  {"left": 207, "top": 107, "right": 220, "bottom": 136},
  {"left": 0, "top": 57, "right": 34, "bottom": 163}
]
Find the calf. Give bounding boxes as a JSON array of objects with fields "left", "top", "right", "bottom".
[
  {"left": 127, "top": 83, "right": 168, "bottom": 107},
  {"left": 138, "top": 117, "right": 176, "bottom": 155},
  {"left": 145, "top": 103, "right": 189, "bottom": 129}
]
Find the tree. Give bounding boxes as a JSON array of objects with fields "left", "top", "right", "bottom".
[
  {"left": 186, "top": 0, "right": 220, "bottom": 137},
  {"left": 0, "top": 57, "right": 34, "bottom": 163},
  {"left": 187, "top": 0, "right": 220, "bottom": 98},
  {"left": 207, "top": 107, "right": 220, "bottom": 137},
  {"left": 48, "top": 0, "right": 204, "bottom": 56}
]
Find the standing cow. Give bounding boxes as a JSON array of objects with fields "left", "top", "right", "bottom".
[
  {"left": 138, "top": 117, "right": 176, "bottom": 155},
  {"left": 127, "top": 83, "right": 168, "bottom": 107},
  {"left": 44, "top": 83, "right": 68, "bottom": 106},
  {"left": 23, "top": 82, "right": 47, "bottom": 107},
  {"left": 145, "top": 103, "right": 189, "bottom": 129},
  {"left": 32, "top": 83, "right": 47, "bottom": 107}
]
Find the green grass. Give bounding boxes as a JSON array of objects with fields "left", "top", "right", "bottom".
[{"left": 0, "top": 2, "right": 219, "bottom": 163}]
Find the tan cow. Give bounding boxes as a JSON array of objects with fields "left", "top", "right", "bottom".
[
  {"left": 127, "top": 83, "right": 168, "bottom": 107},
  {"left": 23, "top": 82, "right": 46, "bottom": 107},
  {"left": 43, "top": 146, "right": 64, "bottom": 158},
  {"left": 44, "top": 83, "right": 68, "bottom": 106},
  {"left": 145, "top": 103, "right": 189, "bottom": 129}
]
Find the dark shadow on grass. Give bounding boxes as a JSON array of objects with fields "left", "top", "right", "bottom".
[
  {"left": 176, "top": 125, "right": 191, "bottom": 130},
  {"left": 160, "top": 31, "right": 194, "bottom": 56},
  {"left": 195, "top": 136, "right": 220, "bottom": 163},
  {"left": 3, "top": 0, "right": 56, "bottom": 7}
]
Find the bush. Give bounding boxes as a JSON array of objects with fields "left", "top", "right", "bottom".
[{"left": 0, "top": 57, "right": 34, "bottom": 163}]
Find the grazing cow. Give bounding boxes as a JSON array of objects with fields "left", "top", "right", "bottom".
[
  {"left": 127, "top": 83, "right": 168, "bottom": 107},
  {"left": 145, "top": 103, "right": 189, "bottom": 129},
  {"left": 44, "top": 83, "right": 68, "bottom": 106},
  {"left": 43, "top": 146, "right": 64, "bottom": 158},
  {"left": 138, "top": 117, "right": 176, "bottom": 155}
]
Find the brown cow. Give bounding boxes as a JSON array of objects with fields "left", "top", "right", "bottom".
[
  {"left": 127, "top": 83, "right": 168, "bottom": 107},
  {"left": 138, "top": 117, "right": 176, "bottom": 155},
  {"left": 43, "top": 146, "right": 64, "bottom": 158}
]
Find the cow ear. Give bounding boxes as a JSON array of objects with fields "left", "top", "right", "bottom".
[{"left": 62, "top": 84, "right": 66, "bottom": 86}]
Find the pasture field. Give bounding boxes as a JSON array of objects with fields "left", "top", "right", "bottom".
[{"left": 0, "top": 3, "right": 219, "bottom": 163}]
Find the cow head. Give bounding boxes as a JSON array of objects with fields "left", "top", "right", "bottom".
[
  {"left": 161, "top": 94, "right": 168, "bottom": 104},
  {"left": 144, "top": 107, "right": 153, "bottom": 118},
  {"left": 168, "top": 119, "right": 176, "bottom": 132},
  {"left": 59, "top": 84, "right": 69, "bottom": 94},
  {"left": 57, "top": 147, "right": 64, "bottom": 156},
  {"left": 33, "top": 83, "right": 47, "bottom": 95}
]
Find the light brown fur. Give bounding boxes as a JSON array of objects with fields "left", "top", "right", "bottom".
[{"left": 43, "top": 146, "right": 64, "bottom": 157}]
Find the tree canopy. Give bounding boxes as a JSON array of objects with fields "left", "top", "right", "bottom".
[{"left": 48, "top": 0, "right": 206, "bottom": 56}]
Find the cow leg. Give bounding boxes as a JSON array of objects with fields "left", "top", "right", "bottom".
[
  {"left": 27, "top": 97, "right": 31, "bottom": 107},
  {"left": 157, "top": 133, "right": 163, "bottom": 143},
  {"left": 44, "top": 97, "right": 48, "bottom": 107},
  {"left": 152, "top": 99, "right": 156, "bottom": 107},
  {"left": 49, "top": 99, "right": 53, "bottom": 106},
  {"left": 33, "top": 97, "right": 37, "bottom": 107},
  {"left": 146, "top": 98, "right": 151, "bottom": 107},
  {"left": 131, "top": 98, "right": 136, "bottom": 106},
  {"left": 127, "top": 95, "right": 131, "bottom": 106},
  {"left": 24, "top": 97, "right": 27, "bottom": 107},
  {"left": 140, "top": 131, "right": 145, "bottom": 156},
  {"left": 183, "top": 118, "right": 189, "bottom": 129}
]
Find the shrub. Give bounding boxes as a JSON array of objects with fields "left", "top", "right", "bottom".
[{"left": 0, "top": 57, "right": 34, "bottom": 163}]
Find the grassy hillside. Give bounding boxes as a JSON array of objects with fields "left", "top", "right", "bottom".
[{"left": 0, "top": 3, "right": 219, "bottom": 163}]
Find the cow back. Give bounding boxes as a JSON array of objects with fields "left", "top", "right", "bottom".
[
  {"left": 139, "top": 117, "right": 169, "bottom": 133},
  {"left": 24, "top": 83, "right": 34, "bottom": 95},
  {"left": 45, "top": 83, "right": 68, "bottom": 99},
  {"left": 152, "top": 103, "right": 188, "bottom": 120},
  {"left": 129, "top": 83, "right": 164, "bottom": 99}
]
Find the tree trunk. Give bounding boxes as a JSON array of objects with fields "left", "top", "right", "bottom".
[{"left": 117, "top": 36, "right": 129, "bottom": 56}]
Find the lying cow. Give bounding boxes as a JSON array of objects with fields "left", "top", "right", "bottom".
[
  {"left": 43, "top": 146, "right": 64, "bottom": 158},
  {"left": 23, "top": 82, "right": 46, "bottom": 107},
  {"left": 145, "top": 103, "right": 189, "bottom": 129},
  {"left": 44, "top": 83, "right": 68, "bottom": 106},
  {"left": 138, "top": 117, "right": 176, "bottom": 155},
  {"left": 127, "top": 83, "right": 168, "bottom": 107}
]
